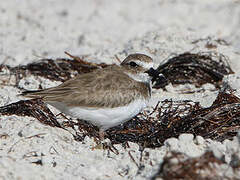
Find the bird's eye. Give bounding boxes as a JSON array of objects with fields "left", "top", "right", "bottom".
[{"left": 129, "top": 61, "right": 138, "bottom": 67}]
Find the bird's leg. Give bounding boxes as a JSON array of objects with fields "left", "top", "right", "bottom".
[
  {"left": 92, "top": 129, "right": 106, "bottom": 150},
  {"left": 99, "top": 129, "right": 117, "bottom": 153},
  {"left": 99, "top": 128, "right": 105, "bottom": 141},
  {"left": 93, "top": 130, "right": 118, "bottom": 154}
]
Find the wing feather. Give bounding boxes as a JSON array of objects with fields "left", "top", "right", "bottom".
[{"left": 23, "top": 67, "right": 150, "bottom": 108}]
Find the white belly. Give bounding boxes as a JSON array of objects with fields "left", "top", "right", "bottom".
[{"left": 48, "top": 99, "right": 148, "bottom": 130}]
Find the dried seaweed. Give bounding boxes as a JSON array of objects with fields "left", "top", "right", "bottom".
[
  {"left": 173, "top": 89, "right": 240, "bottom": 141},
  {"left": 0, "top": 53, "right": 107, "bottom": 88},
  {"left": 105, "top": 100, "right": 199, "bottom": 147},
  {"left": 151, "top": 151, "right": 230, "bottom": 180},
  {"left": 0, "top": 99, "right": 61, "bottom": 128},
  {"left": 154, "top": 52, "right": 233, "bottom": 89},
  {"left": 1, "top": 52, "right": 232, "bottom": 90},
  {"left": 1, "top": 86, "right": 239, "bottom": 149}
]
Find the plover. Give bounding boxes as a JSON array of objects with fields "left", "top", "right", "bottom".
[{"left": 22, "top": 53, "right": 160, "bottom": 138}]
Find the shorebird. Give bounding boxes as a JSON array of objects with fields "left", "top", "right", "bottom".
[{"left": 22, "top": 53, "right": 161, "bottom": 139}]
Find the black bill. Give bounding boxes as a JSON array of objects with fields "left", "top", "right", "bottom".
[{"left": 145, "top": 68, "right": 168, "bottom": 89}]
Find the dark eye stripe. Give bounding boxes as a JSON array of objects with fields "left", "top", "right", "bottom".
[{"left": 129, "top": 61, "right": 138, "bottom": 67}]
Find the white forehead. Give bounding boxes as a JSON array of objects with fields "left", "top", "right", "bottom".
[{"left": 134, "top": 60, "right": 154, "bottom": 69}]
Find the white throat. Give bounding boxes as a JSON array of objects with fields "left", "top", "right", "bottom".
[{"left": 125, "top": 72, "right": 152, "bottom": 83}]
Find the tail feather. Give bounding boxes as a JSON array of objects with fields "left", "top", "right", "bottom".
[{"left": 20, "top": 90, "right": 44, "bottom": 98}]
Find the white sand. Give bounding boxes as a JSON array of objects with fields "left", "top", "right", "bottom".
[{"left": 1, "top": 0, "right": 240, "bottom": 179}]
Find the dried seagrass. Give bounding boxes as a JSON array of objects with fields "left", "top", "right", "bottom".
[
  {"left": 151, "top": 152, "right": 230, "bottom": 180},
  {"left": 154, "top": 52, "right": 233, "bottom": 89},
  {"left": 1, "top": 87, "right": 239, "bottom": 148},
  {"left": 0, "top": 99, "right": 61, "bottom": 128},
  {"left": 0, "top": 53, "right": 107, "bottom": 88}
]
